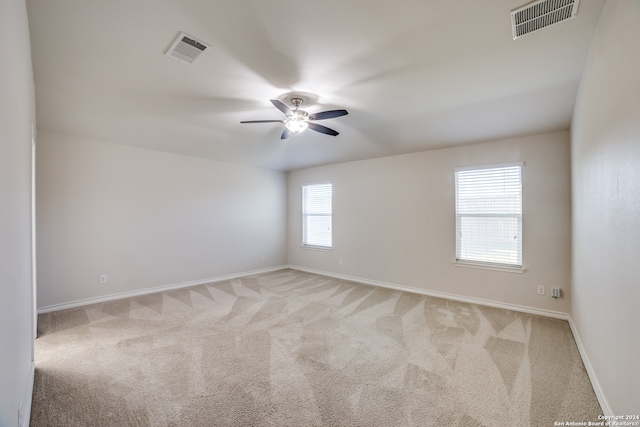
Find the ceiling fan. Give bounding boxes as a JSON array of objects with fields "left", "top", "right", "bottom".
[{"left": 241, "top": 98, "right": 348, "bottom": 139}]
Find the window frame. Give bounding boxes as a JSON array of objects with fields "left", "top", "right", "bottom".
[
  {"left": 301, "top": 181, "right": 333, "bottom": 250},
  {"left": 454, "top": 162, "right": 525, "bottom": 273}
]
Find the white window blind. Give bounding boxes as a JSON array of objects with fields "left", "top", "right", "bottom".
[
  {"left": 455, "top": 165, "right": 522, "bottom": 267},
  {"left": 302, "top": 182, "right": 332, "bottom": 248}
]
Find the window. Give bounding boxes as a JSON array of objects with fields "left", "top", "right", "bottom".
[
  {"left": 302, "top": 182, "right": 332, "bottom": 248},
  {"left": 455, "top": 164, "right": 522, "bottom": 268}
]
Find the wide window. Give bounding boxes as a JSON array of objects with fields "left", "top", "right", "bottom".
[
  {"left": 302, "top": 182, "right": 332, "bottom": 248},
  {"left": 455, "top": 164, "right": 522, "bottom": 268}
]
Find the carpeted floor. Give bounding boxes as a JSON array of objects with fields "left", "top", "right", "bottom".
[{"left": 31, "top": 269, "right": 602, "bottom": 426}]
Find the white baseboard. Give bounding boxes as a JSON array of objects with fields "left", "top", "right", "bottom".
[
  {"left": 288, "top": 265, "right": 569, "bottom": 320},
  {"left": 567, "top": 317, "right": 613, "bottom": 416},
  {"left": 37, "top": 265, "right": 289, "bottom": 313}
]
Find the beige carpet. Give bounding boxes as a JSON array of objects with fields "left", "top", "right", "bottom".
[{"left": 31, "top": 269, "right": 602, "bottom": 426}]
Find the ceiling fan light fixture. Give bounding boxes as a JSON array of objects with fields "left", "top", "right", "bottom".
[
  {"left": 285, "top": 117, "right": 309, "bottom": 133},
  {"left": 285, "top": 108, "right": 309, "bottom": 133}
]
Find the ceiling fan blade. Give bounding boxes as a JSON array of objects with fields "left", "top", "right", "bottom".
[
  {"left": 307, "top": 122, "right": 339, "bottom": 136},
  {"left": 271, "top": 99, "right": 292, "bottom": 116},
  {"left": 240, "top": 120, "right": 284, "bottom": 123},
  {"left": 308, "top": 110, "right": 349, "bottom": 121},
  {"left": 281, "top": 128, "right": 293, "bottom": 139}
]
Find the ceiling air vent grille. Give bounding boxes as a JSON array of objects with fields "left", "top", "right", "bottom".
[
  {"left": 511, "top": 0, "right": 580, "bottom": 39},
  {"left": 165, "top": 32, "right": 211, "bottom": 64}
]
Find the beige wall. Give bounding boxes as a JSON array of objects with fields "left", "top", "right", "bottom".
[
  {"left": 571, "top": 0, "right": 640, "bottom": 415},
  {"left": 288, "top": 131, "right": 572, "bottom": 314},
  {"left": 0, "top": 0, "right": 36, "bottom": 425},
  {"left": 36, "top": 132, "right": 287, "bottom": 309}
]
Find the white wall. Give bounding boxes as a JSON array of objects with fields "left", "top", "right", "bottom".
[
  {"left": 0, "top": 0, "right": 36, "bottom": 425},
  {"left": 36, "top": 132, "right": 287, "bottom": 309},
  {"left": 571, "top": 0, "right": 640, "bottom": 415},
  {"left": 288, "top": 131, "right": 572, "bottom": 314}
]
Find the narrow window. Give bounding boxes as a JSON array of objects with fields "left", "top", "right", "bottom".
[
  {"left": 455, "top": 164, "right": 522, "bottom": 267},
  {"left": 302, "top": 182, "right": 332, "bottom": 248}
]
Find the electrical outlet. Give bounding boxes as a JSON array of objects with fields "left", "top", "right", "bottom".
[
  {"left": 552, "top": 287, "right": 561, "bottom": 298},
  {"left": 99, "top": 274, "right": 107, "bottom": 284},
  {"left": 339, "top": 259, "right": 344, "bottom": 266},
  {"left": 537, "top": 285, "right": 545, "bottom": 295},
  {"left": 261, "top": 254, "right": 266, "bottom": 261}
]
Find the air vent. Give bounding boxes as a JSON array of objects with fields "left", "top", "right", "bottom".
[
  {"left": 165, "top": 32, "right": 211, "bottom": 64},
  {"left": 511, "top": 0, "right": 580, "bottom": 39}
]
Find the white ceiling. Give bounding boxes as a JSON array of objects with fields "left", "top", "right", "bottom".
[{"left": 26, "top": 0, "right": 604, "bottom": 171}]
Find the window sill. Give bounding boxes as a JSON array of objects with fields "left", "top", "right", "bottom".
[
  {"left": 300, "top": 244, "right": 333, "bottom": 252},
  {"left": 452, "top": 260, "right": 525, "bottom": 274}
]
